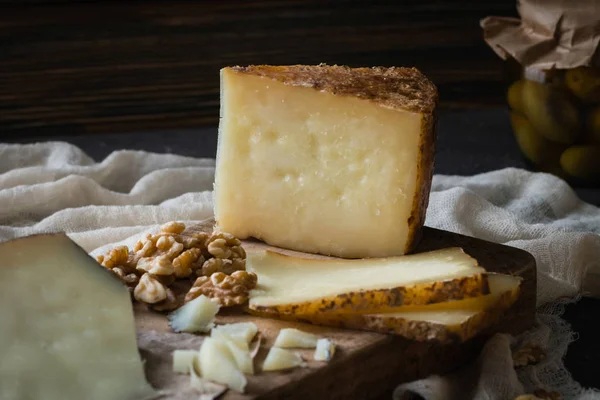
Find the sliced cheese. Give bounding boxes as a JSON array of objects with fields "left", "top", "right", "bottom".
[
  {"left": 0, "top": 234, "right": 155, "bottom": 400},
  {"left": 262, "top": 347, "right": 306, "bottom": 372},
  {"left": 314, "top": 339, "right": 336, "bottom": 361},
  {"left": 247, "top": 248, "right": 488, "bottom": 314},
  {"left": 215, "top": 64, "right": 438, "bottom": 258},
  {"left": 168, "top": 294, "right": 220, "bottom": 333},
  {"left": 273, "top": 328, "right": 319, "bottom": 348},
  {"left": 251, "top": 273, "right": 522, "bottom": 344}
]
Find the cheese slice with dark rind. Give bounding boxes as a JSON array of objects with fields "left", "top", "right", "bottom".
[
  {"left": 247, "top": 248, "right": 490, "bottom": 314},
  {"left": 249, "top": 273, "right": 521, "bottom": 344}
]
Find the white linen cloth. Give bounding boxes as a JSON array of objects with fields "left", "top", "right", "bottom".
[{"left": 1, "top": 141, "right": 599, "bottom": 400}]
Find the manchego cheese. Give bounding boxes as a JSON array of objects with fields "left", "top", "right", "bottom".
[
  {"left": 215, "top": 64, "right": 438, "bottom": 258},
  {"left": 250, "top": 273, "right": 522, "bottom": 344},
  {"left": 247, "top": 247, "right": 489, "bottom": 314}
]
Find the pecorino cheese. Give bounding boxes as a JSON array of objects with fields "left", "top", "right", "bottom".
[{"left": 214, "top": 64, "right": 438, "bottom": 258}]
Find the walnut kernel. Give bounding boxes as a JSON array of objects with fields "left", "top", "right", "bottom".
[
  {"left": 137, "top": 255, "right": 174, "bottom": 276},
  {"left": 513, "top": 344, "right": 546, "bottom": 367},
  {"left": 99, "top": 246, "right": 129, "bottom": 268},
  {"left": 135, "top": 234, "right": 157, "bottom": 257},
  {"left": 185, "top": 270, "right": 257, "bottom": 307},
  {"left": 161, "top": 221, "right": 186, "bottom": 235},
  {"left": 111, "top": 267, "right": 140, "bottom": 288},
  {"left": 200, "top": 257, "right": 245, "bottom": 276},
  {"left": 206, "top": 231, "right": 242, "bottom": 259},
  {"left": 134, "top": 273, "right": 168, "bottom": 304},
  {"left": 173, "top": 248, "right": 202, "bottom": 278}
]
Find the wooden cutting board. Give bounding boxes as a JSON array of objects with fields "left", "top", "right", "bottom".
[{"left": 134, "top": 224, "right": 536, "bottom": 400}]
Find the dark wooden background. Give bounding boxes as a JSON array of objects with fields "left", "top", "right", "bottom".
[{"left": 0, "top": 0, "right": 518, "bottom": 138}]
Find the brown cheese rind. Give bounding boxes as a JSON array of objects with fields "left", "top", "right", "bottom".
[
  {"left": 228, "top": 64, "right": 438, "bottom": 114},
  {"left": 225, "top": 64, "right": 439, "bottom": 256},
  {"left": 405, "top": 109, "right": 438, "bottom": 254}
]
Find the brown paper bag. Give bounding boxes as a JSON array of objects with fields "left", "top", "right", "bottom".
[{"left": 481, "top": 0, "right": 600, "bottom": 69}]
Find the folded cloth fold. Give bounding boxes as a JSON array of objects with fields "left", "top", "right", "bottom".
[{"left": 1, "top": 141, "right": 599, "bottom": 400}]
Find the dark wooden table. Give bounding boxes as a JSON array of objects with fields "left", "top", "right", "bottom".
[
  {"left": 1, "top": 0, "right": 518, "bottom": 137},
  {"left": 7, "top": 107, "right": 600, "bottom": 392}
]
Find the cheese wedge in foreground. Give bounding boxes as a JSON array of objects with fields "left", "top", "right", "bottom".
[
  {"left": 215, "top": 64, "right": 438, "bottom": 258},
  {"left": 250, "top": 273, "right": 521, "bottom": 344},
  {"left": 0, "top": 234, "right": 155, "bottom": 400},
  {"left": 247, "top": 248, "right": 489, "bottom": 314}
]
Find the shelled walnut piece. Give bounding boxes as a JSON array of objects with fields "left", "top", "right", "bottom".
[
  {"left": 512, "top": 343, "right": 546, "bottom": 367},
  {"left": 95, "top": 221, "right": 251, "bottom": 311},
  {"left": 186, "top": 270, "right": 258, "bottom": 307}
]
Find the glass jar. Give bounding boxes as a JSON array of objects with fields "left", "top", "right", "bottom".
[{"left": 503, "top": 59, "right": 600, "bottom": 187}]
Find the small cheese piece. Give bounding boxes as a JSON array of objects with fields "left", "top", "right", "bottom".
[
  {"left": 213, "top": 336, "right": 255, "bottom": 375},
  {"left": 198, "top": 337, "right": 247, "bottom": 393},
  {"left": 189, "top": 362, "right": 228, "bottom": 397},
  {"left": 314, "top": 339, "right": 336, "bottom": 361},
  {"left": 172, "top": 349, "right": 199, "bottom": 374},
  {"left": 0, "top": 234, "right": 155, "bottom": 400},
  {"left": 215, "top": 64, "right": 438, "bottom": 258},
  {"left": 273, "top": 328, "right": 319, "bottom": 348},
  {"left": 247, "top": 248, "right": 488, "bottom": 314},
  {"left": 168, "top": 294, "right": 220, "bottom": 333},
  {"left": 211, "top": 322, "right": 258, "bottom": 348},
  {"left": 262, "top": 347, "right": 306, "bottom": 372}
]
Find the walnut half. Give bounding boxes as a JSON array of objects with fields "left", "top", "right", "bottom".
[
  {"left": 513, "top": 344, "right": 546, "bottom": 367},
  {"left": 185, "top": 270, "right": 258, "bottom": 307},
  {"left": 134, "top": 273, "right": 168, "bottom": 304}
]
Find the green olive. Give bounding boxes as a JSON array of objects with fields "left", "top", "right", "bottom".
[
  {"left": 521, "top": 80, "right": 581, "bottom": 144},
  {"left": 510, "top": 112, "right": 566, "bottom": 166},
  {"left": 565, "top": 67, "right": 600, "bottom": 103},
  {"left": 560, "top": 145, "right": 600, "bottom": 184},
  {"left": 507, "top": 80, "right": 525, "bottom": 113}
]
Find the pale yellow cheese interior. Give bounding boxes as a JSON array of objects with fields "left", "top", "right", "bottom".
[
  {"left": 247, "top": 248, "right": 484, "bottom": 307},
  {"left": 215, "top": 69, "right": 425, "bottom": 258},
  {"left": 0, "top": 234, "right": 154, "bottom": 400}
]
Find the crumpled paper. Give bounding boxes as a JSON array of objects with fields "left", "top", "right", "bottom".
[{"left": 481, "top": 0, "right": 600, "bottom": 70}]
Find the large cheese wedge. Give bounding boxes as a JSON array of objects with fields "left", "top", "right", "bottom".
[
  {"left": 215, "top": 64, "right": 438, "bottom": 258},
  {"left": 247, "top": 248, "right": 489, "bottom": 314},
  {"left": 250, "top": 273, "right": 521, "bottom": 344},
  {"left": 0, "top": 234, "right": 155, "bottom": 400}
]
